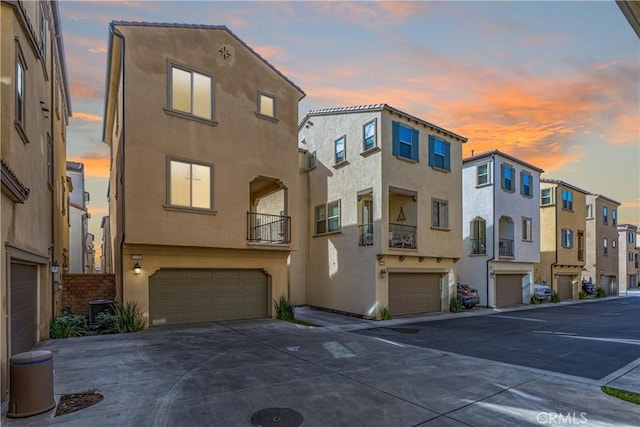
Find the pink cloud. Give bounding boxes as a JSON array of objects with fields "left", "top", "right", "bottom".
[{"left": 72, "top": 112, "right": 102, "bottom": 122}]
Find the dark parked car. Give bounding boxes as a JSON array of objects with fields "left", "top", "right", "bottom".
[
  {"left": 457, "top": 283, "right": 480, "bottom": 308},
  {"left": 582, "top": 282, "right": 597, "bottom": 296}
]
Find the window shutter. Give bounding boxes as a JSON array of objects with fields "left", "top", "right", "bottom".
[
  {"left": 392, "top": 122, "right": 400, "bottom": 156},
  {"left": 428, "top": 135, "right": 435, "bottom": 167},
  {"left": 445, "top": 141, "right": 451, "bottom": 171},
  {"left": 411, "top": 128, "right": 419, "bottom": 162}
]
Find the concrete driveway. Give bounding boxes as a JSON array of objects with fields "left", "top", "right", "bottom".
[{"left": 2, "top": 302, "right": 640, "bottom": 426}]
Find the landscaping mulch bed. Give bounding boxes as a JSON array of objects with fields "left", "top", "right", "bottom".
[{"left": 54, "top": 391, "right": 104, "bottom": 416}]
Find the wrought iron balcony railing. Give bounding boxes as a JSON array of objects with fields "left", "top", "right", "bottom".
[
  {"left": 499, "top": 238, "right": 514, "bottom": 257},
  {"left": 247, "top": 212, "right": 290, "bottom": 244}
]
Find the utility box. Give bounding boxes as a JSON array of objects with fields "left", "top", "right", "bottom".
[{"left": 7, "top": 350, "right": 55, "bottom": 418}]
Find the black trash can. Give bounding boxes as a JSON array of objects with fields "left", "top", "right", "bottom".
[{"left": 7, "top": 350, "right": 55, "bottom": 418}]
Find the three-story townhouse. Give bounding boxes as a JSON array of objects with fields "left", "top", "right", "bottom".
[
  {"left": 298, "top": 104, "right": 466, "bottom": 318},
  {"left": 617, "top": 224, "right": 639, "bottom": 292},
  {"left": 584, "top": 194, "right": 621, "bottom": 295},
  {"left": 459, "top": 150, "right": 543, "bottom": 307}
]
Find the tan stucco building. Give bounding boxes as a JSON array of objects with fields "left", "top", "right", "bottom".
[
  {"left": 618, "top": 224, "right": 639, "bottom": 292},
  {"left": 102, "top": 22, "right": 305, "bottom": 326},
  {"left": 536, "top": 179, "right": 587, "bottom": 300},
  {"left": 584, "top": 194, "right": 621, "bottom": 295},
  {"left": 0, "top": 0, "right": 71, "bottom": 400},
  {"left": 298, "top": 104, "right": 466, "bottom": 318}
]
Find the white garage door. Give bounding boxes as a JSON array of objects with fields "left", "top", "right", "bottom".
[
  {"left": 388, "top": 273, "right": 441, "bottom": 316},
  {"left": 149, "top": 269, "right": 268, "bottom": 326}
]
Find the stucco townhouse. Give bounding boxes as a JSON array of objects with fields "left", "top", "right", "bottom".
[
  {"left": 0, "top": 0, "right": 71, "bottom": 400},
  {"left": 584, "top": 194, "right": 620, "bottom": 295},
  {"left": 536, "top": 179, "right": 588, "bottom": 300},
  {"left": 617, "top": 224, "right": 639, "bottom": 292},
  {"left": 458, "top": 150, "right": 543, "bottom": 307},
  {"left": 297, "top": 104, "right": 466, "bottom": 319},
  {"left": 102, "top": 22, "right": 305, "bottom": 327}
]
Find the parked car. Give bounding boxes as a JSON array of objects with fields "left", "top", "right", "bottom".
[
  {"left": 533, "top": 284, "right": 552, "bottom": 301},
  {"left": 582, "top": 282, "right": 597, "bottom": 296},
  {"left": 457, "top": 283, "right": 480, "bottom": 308}
]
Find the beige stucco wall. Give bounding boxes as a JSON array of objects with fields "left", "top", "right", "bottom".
[{"left": 584, "top": 195, "right": 620, "bottom": 286}]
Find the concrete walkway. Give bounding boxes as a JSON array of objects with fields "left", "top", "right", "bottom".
[{"left": 1, "top": 295, "right": 638, "bottom": 426}]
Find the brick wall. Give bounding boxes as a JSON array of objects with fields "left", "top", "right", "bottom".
[{"left": 62, "top": 274, "right": 116, "bottom": 317}]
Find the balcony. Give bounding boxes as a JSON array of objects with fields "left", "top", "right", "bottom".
[
  {"left": 499, "top": 238, "right": 513, "bottom": 257},
  {"left": 471, "top": 238, "right": 486, "bottom": 255},
  {"left": 389, "top": 223, "right": 417, "bottom": 249},
  {"left": 359, "top": 224, "right": 374, "bottom": 246},
  {"left": 247, "top": 212, "right": 290, "bottom": 244}
]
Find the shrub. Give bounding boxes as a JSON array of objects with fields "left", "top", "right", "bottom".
[
  {"left": 449, "top": 296, "right": 464, "bottom": 313},
  {"left": 551, "top": 292, "right": 561, "bottom": 303},
  {"left": 578, "top": 290, "right": 587, "bottom": 300},
  {"left": 50, "top": 313, "right": 87, "bottom": 339},
  {"left": 95, "top": 311, "right": 117, "bottom": 333},
  {"left": 273, "top": 295, "right": 294, "bottom": 321},
  {"left": 601, "top": 386, "right": 640, "bottom": 404},
  {"left": 113, "top": 301, "right": 147, "bottom": 333},
  {"left": 379, "top": 305, "right": 391, "bottom": 320},
  {"left": 596, "top": 287, "right": 607, "bottom": 298},
  {"left": 530, "top": 295, "right": 541, "bottom": 305}
]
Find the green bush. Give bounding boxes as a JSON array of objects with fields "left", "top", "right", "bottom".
[
  {"left": 530, "top": 295, "right": 541, "bottom": 305},
  {"left": 273, "top": 295, "right": 294, "bottom": 321},
  {"left": 50, "top": 313, "right": 87, "bottom": 338},
  {"left": 95, "top": 311, "right": 117, "bottom": 333},
  {"left": 379, "top": 305, "right": 391, "bottom": 320},
  {"left": 113, "top": 301, "right": 147, "bottom": 333},
  {"left": 578, "top": 290, "right": 587, "bottom": 300},
  {"left": 596, "top": 287, "right": 607, "bottom": 298},
  {"left": 551, "top": 292, "right": 561, "bottom": 303},
  {"left": 449, "top": 296, "right": 464, "bottom": 313}
]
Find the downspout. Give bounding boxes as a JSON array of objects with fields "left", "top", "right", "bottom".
[
  {"left": 50, "top": 15, "right": 56, "bottom": 315},
  {"left": 485, "top": 153, "right": 496, "bottom": 307},
  {"left": 550, "top": 186, "right": 558, "bottom": 292}
]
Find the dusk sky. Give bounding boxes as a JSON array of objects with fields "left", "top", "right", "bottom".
[{"left": 58, "top": 1, "right": 639, "bottom": 263}]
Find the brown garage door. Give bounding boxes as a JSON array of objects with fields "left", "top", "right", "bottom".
[
  {"left": 388, "top": 273, "right": 441, "bottom": 316},
  {"left": 11, "top": 263, "right": 38, "bottom": 355},
  {"left": 495, "top": 274, "right": 523, "bottom": 307},
  {"left": 149, "top": 269, "right": 268, "bottom": 326},
  {"left": 556, "top": 275, "right": 573, "bottom": 300}
]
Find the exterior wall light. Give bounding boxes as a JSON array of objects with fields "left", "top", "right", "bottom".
[
  {"left": 134, "top": 263, "right": 141, "bottom": 275},
  {"left": 51, "top": 261, "right": 60, "bottom": 273}
]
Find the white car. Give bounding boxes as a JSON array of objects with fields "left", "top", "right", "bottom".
[{"left": 533, "top": 284, "right": 552, "bottom": 301}]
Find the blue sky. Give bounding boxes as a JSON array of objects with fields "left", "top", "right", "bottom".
[{"left": 57, "top": 1, "right": 639, "bottom": 259}]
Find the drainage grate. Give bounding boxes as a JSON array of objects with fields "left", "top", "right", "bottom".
[
  {"left": 251, "top": 407, "right": 303, "bottom": 427},
  {"left": 390, "top": 327, "right": 420, "bottom": 334}
]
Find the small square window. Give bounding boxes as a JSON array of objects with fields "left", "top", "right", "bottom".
[
  {"left": 541, "top": 188, "right": 553, "bottom": 205},
  {"left": 258, "top": 92, "right": 276, "bottom": 118}
]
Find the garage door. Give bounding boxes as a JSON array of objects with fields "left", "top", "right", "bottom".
[
  {"left": 557, "top": 275, "right": 573, "bottom": 300},
  {"left": 495, "top": 274, "right": 523, "bottom": 307},
  {"left": 11, "top": 263, "right": 38, "bottom": 355},
  {"left": 388, "top": 273, "right": 441, "bottom": 316},
  {"left": 149, "top": 269, "right": 268, "bottom": 326}
]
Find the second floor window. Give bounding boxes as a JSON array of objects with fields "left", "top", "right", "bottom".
[
  {"left": 363, "top": 119, "right": 376, "bottom": 151},
  {"left": 315, "top": 200, "right": 341, "bottom": 234},
  {"left": 169, "top": 64, "right": 213, "bottom": 120},
  {"left": 562, "top": 189, "right": 573, "bottom": 210},
  {"left": 522, "top": 217, "right": 532, "bottom": 241},
  {"left": 392, "top": 121, "right": 419, "bottom": 161},
  {"left": 477, "top": 163, "right": 489, "bottom": 186},
  {"left": 432, "top": 199, "right": 449, "bottom": 229},
  {"left": 429, "top": 136, "right": 451, "bottom": 171},
  {"left": 335, "top": 135, "right": 346, "bottom": 164},
  {"left": 501, "top": 164, "right": 515, "bottom": 192},
  {"left": 168, "top": 159, "right": 213, "bottom": 210},
  {"left": 471, "top": 218, "right": 486, "bottom": 254},
  {"left": 257, "top": 92, "right": 276, "bottom": 118},
  {"left": 520, "top": 172, "right": 532, "bottom": 197},
  {"left": 586, "top": 204, "right": 593, "bottom": 219},
  {"left": 541, "top": 188, "right": 553, "bottom": 205},
  {"left": 561, "top": 228, "right": 574, "bottom": 248},
  {"left": 603, "top": 238, "right": 608, "bottom": 255},
  {"left": 603, "top": 206, "right": 608, "bottom": 224}
]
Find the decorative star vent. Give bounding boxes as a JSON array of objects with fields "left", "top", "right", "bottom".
[{"left": 218, "top": 45, "right": 232, "bottom": 60}]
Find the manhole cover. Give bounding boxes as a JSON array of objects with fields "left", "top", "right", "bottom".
[
  {"left": 390, "top": 327, "right": 420, "bottom": 334},
  {"left": 251, "top": 407, "right": 303, "bottom": 427}
]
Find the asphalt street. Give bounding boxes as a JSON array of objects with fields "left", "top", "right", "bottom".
[{"left": 353, "top": 297, "right": 640, "bottom": 380}]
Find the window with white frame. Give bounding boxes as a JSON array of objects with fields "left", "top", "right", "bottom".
[
  {"left": 432, "top": 199, "right": 449, "bottom": 229},
  {"left": 522, "top": 217, "right": 532, "bottom": 241},
  {"left": 167, "top": 158, "right": 213, "bottom": 210},
  {"left": 561, "top": 228, "right": 574, "bottom": 248},
  {"left": 501, "top": 164, "right": 515, "bottom": 192},
  {"left": 363, "top": 119, "right": 376, "bottom": 151},
  {"left": 603, "top": 238, "right": 608, "bottom": 255},
  {"left": 169, "top": 63, "right": 213, "bottom": 120},
  {"left": 586, "top": 204, "right": 593, "bottom": 219},
  {"left": 541, "top": 188, "right": 553, "bottom": 205},
  {"left": 603, "top": 206, "right": 608, "bottom": 224},
  {"left": 520, "top": 171, "right": 532, "bottom": 197},
  {"left": 335, "top": 135, "right": 346, "bottom": 164},
  {"left": 257, "top": 92, "right": 275, "bottom": 118},
  {"left": 315, "top": 200, "right": 341, "bottom": 234},
  {"left": 477, "top": 163, "right": 490, "bottom": 186},
  {"left": 562, "top": 189, "right": 573, "bottom": 210}
]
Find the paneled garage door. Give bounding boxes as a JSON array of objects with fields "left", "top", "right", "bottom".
[
  {"left": 495, "top": 274, "right": 523, "bottom": 307},
  {"left": 149, "top": 269, "right": 268, "bottom": 326},
  {"left": 11, "top": 263, "right": 38, "bottom": 355},
  {"left": 556, "top": 275, "right": 574, "bottom": 301},
  {"left": 388, "top": 273, "right": 441, "bottom": 316}
]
